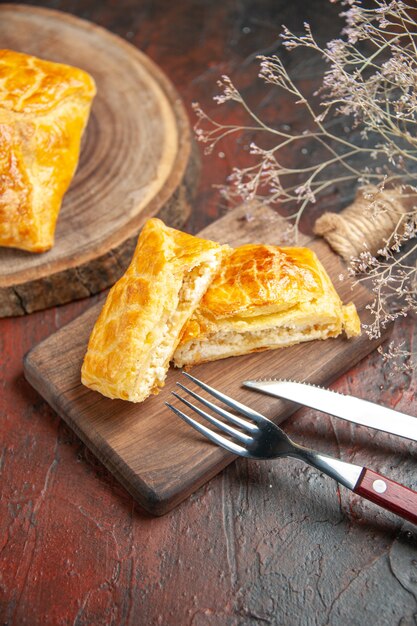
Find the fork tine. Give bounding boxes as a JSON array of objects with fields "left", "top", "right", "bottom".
[
  {"left": 182, "top": 372, "right": 265, "bottom": 423},
  {"left": 172, "top": 392, "right": 253, "bottom": 445},
  {"left": 176, "top": 383, "right": 257, "bottom": 433},
  {"left": 165, "top": 402, "right": 248, "bottom": 456}
]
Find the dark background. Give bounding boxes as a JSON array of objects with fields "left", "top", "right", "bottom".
[{"left": 1, "top": 2, "right": 417, "bottom": 625}]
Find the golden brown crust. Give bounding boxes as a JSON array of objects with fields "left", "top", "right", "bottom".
[
  {"left": 174, "top": 244, "right": 361, "bottom": 366},
  {"left": 199, "top": 244, "right": 325, "bottom": 318},
  {"left": 341, "top": 302, "right": 362, "bottom": 338},
  {"left": 81, "top": 218, "right": 227, "bottom": 402},
  {"left": 0, "top": 49, "right": 96, "bottom": 252}
]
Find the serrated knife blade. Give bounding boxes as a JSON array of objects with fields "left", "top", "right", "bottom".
[{"left": 243, "top": 379, "right": 417, "bottom": 442}]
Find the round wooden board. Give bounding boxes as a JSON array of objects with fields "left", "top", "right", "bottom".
[{"left": 0, "top": 4, "right": 198, "bottom": 317}]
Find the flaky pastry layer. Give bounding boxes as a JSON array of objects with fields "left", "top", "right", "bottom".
[
  {"left": 173, "top": 244, "right": 361, "bottom": 367},
  {"left": 0, "top": 49, "right": 96, "bottom": 252},
  {"left": 81, "top": 218, "right": 228, "bottom": 402}
]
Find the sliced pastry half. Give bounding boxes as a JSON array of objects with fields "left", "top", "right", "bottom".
[
  {"left": 173, "top": 243, "right": 361, "bottom": 367},
  {"left": 0, "top": 49, "right": 96, "bottom": 252},
  {"left": 81, "top": 218, "right": 229, "bottom": 402}
]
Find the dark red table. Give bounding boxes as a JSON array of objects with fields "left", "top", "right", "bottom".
[{"left": 1, "top": 1, "right": 417, "bottom": 624}]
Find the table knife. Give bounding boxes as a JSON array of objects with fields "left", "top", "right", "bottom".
[{"left": 243, "top": 379, "right": 417, "bottom": 442}]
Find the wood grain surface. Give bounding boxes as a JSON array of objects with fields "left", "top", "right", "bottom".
[
  {"left": 24, "top": 204, "right": 391, "bottom": 515},
  {"left": 0, "top": 4, "right": 197, "bottom": 317},
  {"left": 2, "top": 2, "right": 417, "bottom": 625}
]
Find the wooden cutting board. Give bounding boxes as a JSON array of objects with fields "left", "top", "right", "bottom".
[
  {"left": 0, "top": 5, "right": 196, "bottom": 317},
  {"left": 23, "top": 204, "right": 392, "bottom": 515}
]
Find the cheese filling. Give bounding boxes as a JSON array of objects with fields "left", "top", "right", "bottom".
[
  {"left": 174, "top": 321, "right": 340, "bottom": 366},
  {"left": 137, "top": 252, "right": 221, "bottom": 393}
]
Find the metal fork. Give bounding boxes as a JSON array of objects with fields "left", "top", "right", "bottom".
[{"left": 166, "top": 372, "right": 417, "bottom": 524}]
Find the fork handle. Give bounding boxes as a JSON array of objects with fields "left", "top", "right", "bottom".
[{"left": 354, "top": 468, "right": 417, "bottom": 524}]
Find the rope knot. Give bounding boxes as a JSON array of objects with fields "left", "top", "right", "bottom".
[{"left": 313, "top": 185, "right": 415, "bottom": 260}]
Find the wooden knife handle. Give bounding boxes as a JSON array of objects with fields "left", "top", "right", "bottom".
[{"left": 354, "top": 468, "right": 417, "bottom": 525}]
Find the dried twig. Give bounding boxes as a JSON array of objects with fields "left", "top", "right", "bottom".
[{"left": 194, "top": 0, "right": 417, "bottom": 370}]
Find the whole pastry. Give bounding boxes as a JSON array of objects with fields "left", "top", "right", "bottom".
[
  {"left": 0, "top": 49, "right": 96, "bottom": 252},
  {"left": 173, "top": 243, "right": 361, "bottom": 366}
]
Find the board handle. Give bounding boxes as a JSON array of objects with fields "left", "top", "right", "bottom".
[{"left": 354, "top": 468, "right": 417, "bottom": 524}]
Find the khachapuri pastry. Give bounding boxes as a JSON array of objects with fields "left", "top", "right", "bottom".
[
  {"left": 173, "top": 243, "right": 361, "bottom": 367},
  {"left": 0, "top": 49, "right": 96, "bottom": 252},
  {"left": 81, "top": 218, "right": 229, "bottom": 402}
]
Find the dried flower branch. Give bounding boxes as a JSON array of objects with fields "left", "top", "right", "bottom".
[
  {"left": 348, "top": 210, "right": 417, "bottom": 338},
  {"left": 194, "top": 0, "right": 417, "bottom": 370},
  {"left": 378, "top": 340, "right": 415, "bottom": 378},
  {"left": 195, "top": 1, "right": 417, "bottom": 222}
]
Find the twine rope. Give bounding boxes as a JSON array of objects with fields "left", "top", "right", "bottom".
[{"left": 313, "top": 185, "right": 414, "bottom": 261}]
